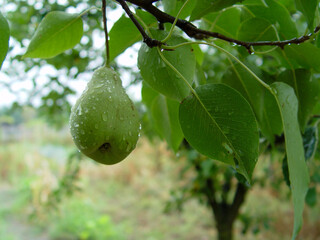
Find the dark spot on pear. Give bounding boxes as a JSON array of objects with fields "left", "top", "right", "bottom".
[{"left": 99, "top": 142, "right": 111, "bottom": 153}]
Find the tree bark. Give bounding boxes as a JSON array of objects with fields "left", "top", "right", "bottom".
[
  {"left": 204, "top": 179, "right": 248, "bottom": 240},
  {"left": 216, "top": 219, "right": 234, "bottom": 240}
]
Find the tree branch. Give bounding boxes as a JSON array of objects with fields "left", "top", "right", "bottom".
[
  {"left": 229, "top": 182, "right": 248, "bottom": 222},
  {"left": 102, "top": 0, "right": 110, "bottom": 66},
  {"left": 115, "top": 0, "right": 162, "bottom": 48},
  {"left": 119, "top": 0, "right": 320, "bottom": 53},
  {"left": 204, "top": 178, "right": 220, "bottom": 215}
]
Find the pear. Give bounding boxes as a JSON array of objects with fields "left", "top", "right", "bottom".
[{"left": 69, "top": 66, "right": 140, "bottom": 165}]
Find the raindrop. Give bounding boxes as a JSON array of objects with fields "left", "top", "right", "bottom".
[
  {"left": 272, "top": 88, "right": 278, "bottom": 95},
  {"left": 77, "top": 105, "right": 83, "bottom": 115},
  {"left": 160, "top": 61, "right": 166, "bottom": 68},
  {"left": 126, "top": 144, "right": 132, "bottom": 152},
  {"left": 102, "top": 112, "right": 108, "bottom": 121},
  {"left": 93, "top": 83, "right": 104, "bottom": 89},
  {"left": 80, "top": 144, "right": 86, "bottom": 150}
]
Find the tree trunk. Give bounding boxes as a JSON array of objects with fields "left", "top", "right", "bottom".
[
  {"left": 204, "top": 179, "right": 248, "bottom": 240},
  {"left": 216, "top": 220, "right": 234, "bottom": 240},
  {"left": 213, "top": 203, "right": 235, "bottom": 240}
]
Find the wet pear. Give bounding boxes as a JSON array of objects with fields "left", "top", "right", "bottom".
[{"left": 69, "top": 66, "right": 140, "bottom": 165}]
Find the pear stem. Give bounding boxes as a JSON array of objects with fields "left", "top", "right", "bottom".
[{"left": 102, "top": 0, "right": 110, "bottom": 67}]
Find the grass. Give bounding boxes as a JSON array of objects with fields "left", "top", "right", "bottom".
[{"left": 0, "top": 119, "right": 319, "bottom": 240}]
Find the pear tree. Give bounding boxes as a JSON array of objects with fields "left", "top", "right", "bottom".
[{"left": 1, "top": 1, "right": 320, "bottom": 240}]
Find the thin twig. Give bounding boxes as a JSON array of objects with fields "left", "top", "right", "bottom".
[
  {"left": 115, "top": 0, "right": 163, "bottom": 48},
  {"left": 120, "top": 0, "right": 320, "bottom": 52},
  {"left": 102, "top": 0, "right": 110, "bottom": 66}
]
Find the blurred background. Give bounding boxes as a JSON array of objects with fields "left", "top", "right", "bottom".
[{"left": 1, "top": 0, "right": 320, "bottom": 239}]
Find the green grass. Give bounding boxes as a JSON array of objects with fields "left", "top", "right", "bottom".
[
  {"left": 48, "top": 198, "right": 128, "bottom": 240},
  {"left": 0, "top": 119, "right": 319, "bottom": 240}
]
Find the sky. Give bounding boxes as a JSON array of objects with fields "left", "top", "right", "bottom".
[{"left": 0, "top": 0, "right": 142, "bottom": 108}]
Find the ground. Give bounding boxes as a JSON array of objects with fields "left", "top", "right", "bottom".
[{"left": 0, "top": 120, "right": 319, "bottom": 240}]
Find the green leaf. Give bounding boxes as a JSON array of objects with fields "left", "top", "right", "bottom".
[
  {"left": 278, "top": 69, "right": 320, "bottom": 130},
  {"left": 222, "top": 62, "right": 264, "bottom": 119},
  {"left": 109, "top": 10, "right": 157, "bottom": 61},
  {"left": 190, "top": 0, "right": 241, "bottom": 21},
  {"left": 0, "top": 11, "right": 10, "bottom": 69},
  {"left": 179, "top": 83, "right": 259, "bottom": 181},
  {"left": 283, "top": 43, "right": 320, "bottom": 72},
  {"left": 305, "top": 187, "right": 317, "bottom": 207},
  {"left": 151, "top": 95, "right": 184, "bottom": 152},
  {"left": 23, "top": 11, "right": 83, "bottom": 59},
  {"left": 138, "top": 29, "right": 196, "bottom": 100},
  {"left": 303, "top": 126, "right": 319, "bottom": 161},
  {"left": 282, "top": 156, "right": 290, "bottom": 187},
  {"left": 295, "top": 0, "right": 317, "bottom": 30},
  {"left": 261, "top": 90, "right": 283, "bottom": 141},
  {"left": 237, "top": 18, "right": 277, "bottom": 42},
  {"left": 109, "top": 14, "right": 140, "bottom": 62},
  {"left": 194, "top": 63, "right": 207, "bottom": 86},
  {"left": 193, "top": 44, "right": 204, "bottom": 65},
  {"left": 162, "top": 0, "right": 196, "bottom": 19},
  {"left": 141, "top": 82, "right": 159, "bottom": 139},
  {"left": 142, "top": 82, "right": 184, "bottom": 151},
  {"left": 222, "top": 62, "right": 282, "bottom": 142},
  {"left": 141, "top": 82, "right": 159, "bottom": 109},
  {"left": 201, "top": 7, "right": 241, "bottom": 38},
  {"left": 270, "top": 82, "right": 309, "bottom": 240},
  {"left": 311, "top": 168, "right": 320, "bottom": 183},
  {"left": 244, "top": 0, "right": 298, "bottom": 39}
]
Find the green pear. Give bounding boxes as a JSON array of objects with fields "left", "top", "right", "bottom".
[{"left": 69, "top": 66, "right": 140, "bottom": 165}]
